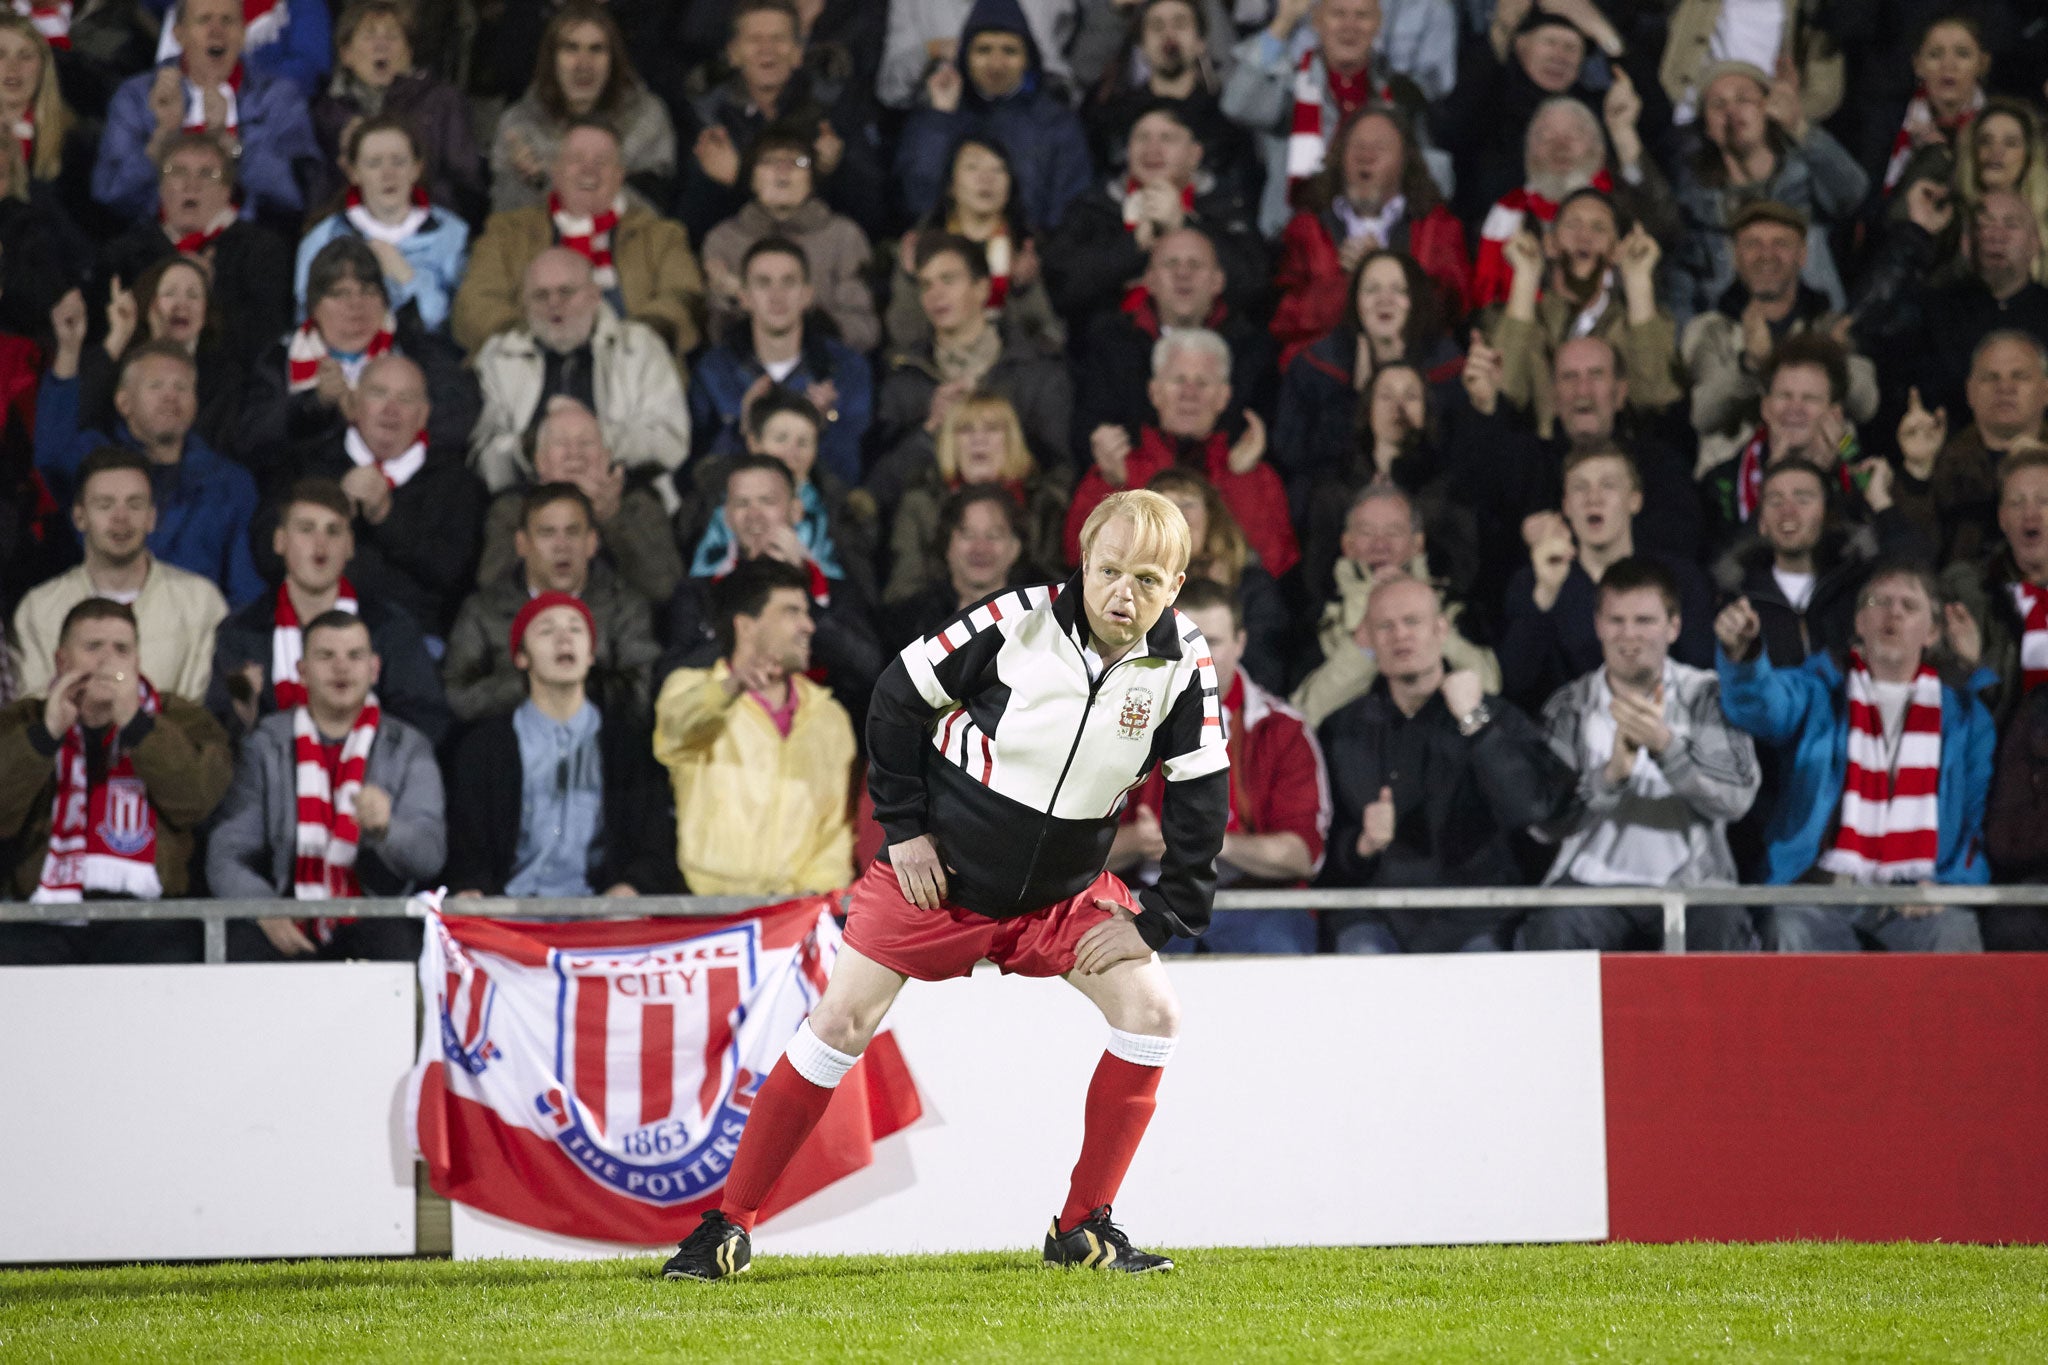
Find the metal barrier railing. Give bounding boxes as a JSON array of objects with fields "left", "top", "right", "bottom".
[{"left": 2, "top": 884, "right": 2039, "bottom": 963}]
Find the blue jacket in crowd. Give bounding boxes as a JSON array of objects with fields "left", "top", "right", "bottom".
[
  {"left": 93, "top": 61, "right": 320, "bottom": 224},
  {"left": 688, "top": 333, "right": 873, "bottom": 487},
  {"left": 294, "top": 208, "right": 472, "bottom": 331},
  {"left": 894, "top": 0, "right": 1093, "bottom": 232},
  {"left": 34, "top": 371, "right": 263, "bottom": 608},
  {"left": 1716, "top": 646, "right": 1996, "bottom": 887}
]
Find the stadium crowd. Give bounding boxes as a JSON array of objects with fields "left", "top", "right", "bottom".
[{"left": 2, "top": 0, "right": 2047, "bottom": 963}]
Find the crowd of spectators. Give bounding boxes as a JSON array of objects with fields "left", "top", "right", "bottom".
[{"left": 3, "top": 0, "right": 2047, "bottom": 964}]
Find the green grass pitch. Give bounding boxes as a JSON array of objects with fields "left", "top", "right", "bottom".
[{"left": 4, "top": 1243, "right": 2045, "bottom": 1362}]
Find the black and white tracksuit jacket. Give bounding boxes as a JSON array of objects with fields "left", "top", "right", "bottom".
[{"left": 867, "top": 574, "right": 1231, "bottom": 948}]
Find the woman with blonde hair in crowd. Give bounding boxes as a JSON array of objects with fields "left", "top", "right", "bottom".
[
  {"left": 1957, "top": 97, "right": 2048, "bottom": 283},
  {"left": 1145, "top": 466, "right": 1290, "bottom": 692},
  {"left": 886, "top": 391, "right": 1067, "bottom": 603}
]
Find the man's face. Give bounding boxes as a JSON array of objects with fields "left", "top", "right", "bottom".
[
  {"left": 1554, "top": 338, "right": 1625, "bottom": 443},
  {"left": 947, "top": 498, "right": 1021, "bottom": 596},
  {"left": 917, "top": 249, "right": 982, "bottom": 333},
  {"left": 1761, "top": 362, "right": 1841, "bottom": 455},
  {"left": 550, "top": 127, "right": 626, "bottom": 217},
  {"left": 1758, "top": 468, "right": 1827, "bottom": 556},
  {"left": 1549, "top": 197, "right": 1618, "bottom": 289},
  {"left": 73, "top": 470, "right": 154, "bottom": 564},
  {"left": 728, "top": 9, "right": 799, "bottom": 93},
  {"left": 1363, "top": 577, "right": 1447, "bottom": 678},
  {"left": 535, "top": 405, "right": 608, "bottom": 484},
  {"left": 1315, "top": 0, "right": 1381, "bottom": 74},
  {"left": 1702, "top": 72, "right": 1768, "bottom": 152},
  {"left": 516, "top": 498, "right": 598, "bottom": 593},
  {"left": 725, "top": 468, "right": 799, "bottom": 557},
  {"left": 158, "top": 145, "right": 232, "bottom": 233},
  {"left": 273, "top": 501, "right": 354, "bottom": 594},
  {"left": 300, "top": 623, "right": 380, "bottom": 717},
  {"left": 1733, "top": 222, "right": 1805, "bottom": 302},
  {"left": 1143, "top": 229, "right": 1223, "bottom": 327},
  {"left": 1341, "top": 112, "right": 1403, "bottom": 206},
  {"left": 748, "top": 411, "right": 818, "bottom": 486},
  {"left": 55, "top": 618, "right": 139, "bottom": 696},
  {"left": 1148, "top": 345, "right": 1231, "bottom": 438},
  {"left": 965, "top": 31, "right": 1029, "bottom": 100},
  {"left": 1526, "top": 104, "right": 1599, "bottom": 181},
  {"left": 554, "top": 19, "right": 610, "bottom": 111},
  {"left": 1967, "top": 338, "right": 2048, "bottom": 443},
  {"left": 2001, "top": 464, "right": 2048, "bottom": 579},
  {"left": 1971, "top": 193, "right": 2041, "bottom": 291},
  {"left": 1515, "top": 23, "right": 1585, "bottom": 94},
  {"left": 517, "top": 605, "right": 594, "bottom": 689},
  {"left": 1341, "top": 495, "right": 1421, "bottom": 575},
  {"left": 1855, "top": 572, "right": 1940, "bottom": 675},
  {"left": 740, "top": 250, "right": 813, "bottom": 335},
  {"left": 113, "top": 354, "right": 197, "bottom": 449},
  {"left": 950, "top": 143, "right": 1010, "bottom": 218},
  {"left": 1184, "top": 603, "right": 1243, "bottom": 695},
  {"left": 349, "top": 358, "right": 430, "bottom": 457},
  {"left": 525, "top": 253, "right": 602, "bottom": 351},
  {"left": 750, "top": 142, "right": 814, "bottom": 211},
  {"left": 1140, "top": 0, "right": 1200, "bottom": 78},
  {"left": 1080, "top": 515, "right": 1184, "bottom": 655},
  {"left": 176, "top": 0, "right": 244, "bottom": 82},
  {"left": 1562, "top": 455, "right": 1641, "bottom": 551},
  {"left": 740, "top": 586, "right": 815, "bottom": 674},
  {"left": 1595, "top": 585, "right": 1679, "bottom": 690},
  {"left": 310, "top": 274, "right": 388, "bottom": 355},
  {"left": 1127, "top": 112, "right": 1202, "bottom": 188}
]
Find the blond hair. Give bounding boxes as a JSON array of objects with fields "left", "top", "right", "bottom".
[
  {"left": 935, "top": 392, "right": 1035, "bottom": 483},
  {"left": 0, "top": 15, "right": 69, "bottom": 183},
  {"left": 1078, "top": 489, "right": 1193, "bottom": 576}
]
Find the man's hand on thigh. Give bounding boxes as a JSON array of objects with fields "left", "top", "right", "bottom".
[{"left": 1073, "top": 901, "right": 1152, "bottom": 977}]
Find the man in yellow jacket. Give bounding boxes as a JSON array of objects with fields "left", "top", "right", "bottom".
[{"left": 653, "top": 558, "right": 855, "bottom": 894}]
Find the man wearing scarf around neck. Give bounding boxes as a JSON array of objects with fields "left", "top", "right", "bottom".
[
  {"left": 207, "top": 610, "right": 445, "bottom": 963},
  {"left": 262, "top": 352, "right": 485, "bottom": 637},
  {"left": 0, "top": 599, "right": 231, "bottom": 964},
  {"left": 1717, "top": 559, "right": 1995, "bottom": 951},
  {"left": 91, "top": 0, "right": 318, "bottom": 226}
]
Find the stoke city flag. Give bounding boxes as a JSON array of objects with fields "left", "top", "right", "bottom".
[{"left": 408, "top": 894, "right": 922, "bottom": 1244}]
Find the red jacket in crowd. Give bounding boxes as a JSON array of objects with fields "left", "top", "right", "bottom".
[{"left": 1064, "top": 426, "right": 1300, "bottom": 578}]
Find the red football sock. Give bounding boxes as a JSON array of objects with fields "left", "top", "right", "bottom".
[
  {"left": 1059, "top": 1052, "right": 1164, "bottom": 1231},
  {"left": 720, "top": 1055, "right": 837, "bottom": 1232}
]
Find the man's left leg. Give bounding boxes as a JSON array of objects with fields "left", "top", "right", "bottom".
[
  {"left": 1049, "top": 952, "right": 1180, "bottom": 1270},
  {"left": 1865, "top": 905, "right": 1984, "bottom": 953}
]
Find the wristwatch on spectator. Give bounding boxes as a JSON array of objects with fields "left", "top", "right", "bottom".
[{"left": 1457, "top": 702, "right": 1493, "bottom": 738}]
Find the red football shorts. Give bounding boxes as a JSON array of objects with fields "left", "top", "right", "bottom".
[{"left": 840, "top": 858, "right": 1136, "bottom": 981}]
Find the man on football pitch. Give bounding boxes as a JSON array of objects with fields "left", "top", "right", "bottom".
[{"left": 664, "top": 490, "right": 1229, "bottom": 1279}]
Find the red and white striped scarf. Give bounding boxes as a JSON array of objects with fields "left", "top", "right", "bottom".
[
  {"left": 286, "top": 314, "right": 396, "bottom": 393},
  {"left": 162, "top": 204, "right": 236, "bottom": 254},
  {"left": 16, "top": 1, "right": 69, "bottom": 48},
  {"left": 12, "top": 102, "right": 31, "bottom": 174},
  {"left": 1819, "top": 651, "right": 1943, "bottom": 883},
  {"left": 1734, "top": 423, "right": 1855, "bottom": 521},
  {"left": 2011, "top": 580, "right": 2048, "bottom": 693},
  {"left": 1471, "top": 169, "right": 1614, "bottom": 307},
  {"left": 291, "top": 695, "right": 378, "bottom": 904},
  {"left": 179, "top": 60, "right": 243, "bottom": 136},
  {"left": 1287, "top": 50, "right": 1388, "bottom": 190},
  {"left": 272, "top": 580, "right": 358, "bottom": 709},
  {"left": 982, "top": 229, "right": 1011, "bottom": 307},
  {"left": 33, "top": 677, "right": 164, "bottom": 903},
  {"left": 549, "top": 192, "right": 621, "bottom": 291},
  {"left": 1883, "top": 84, "right": 1984, "bottom": 192},
  {"left": 344, "top": 424, "right": 427, "bottom": 488},
  {"left": 344, "top": 184, "right": 431, "bottom": 245}
]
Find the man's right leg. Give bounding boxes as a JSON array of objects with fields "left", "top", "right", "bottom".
[
  {"left": 719, "top": 946, "right": 909, "bottom": 1230},
  {"left": 1758, "top": 905, "right": 1861, "bottom": 952}
]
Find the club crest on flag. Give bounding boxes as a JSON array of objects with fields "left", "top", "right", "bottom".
[
  {"left": 96, "top": 777, "right": 153, "bottom": 855},
  {"left": 542, "top": 923, "right": 764, "bottom": 1206}
]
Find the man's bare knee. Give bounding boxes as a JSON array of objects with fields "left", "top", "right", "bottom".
[
  {"left": 804, "top": 951, "right": 906, "bottom": 1055},
  {"left": 803, "top": 997, "right": 880, "bottom": 1055},
  {"left": 1081, "top": 962, "right": 1181, "bottom": 1038}
]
